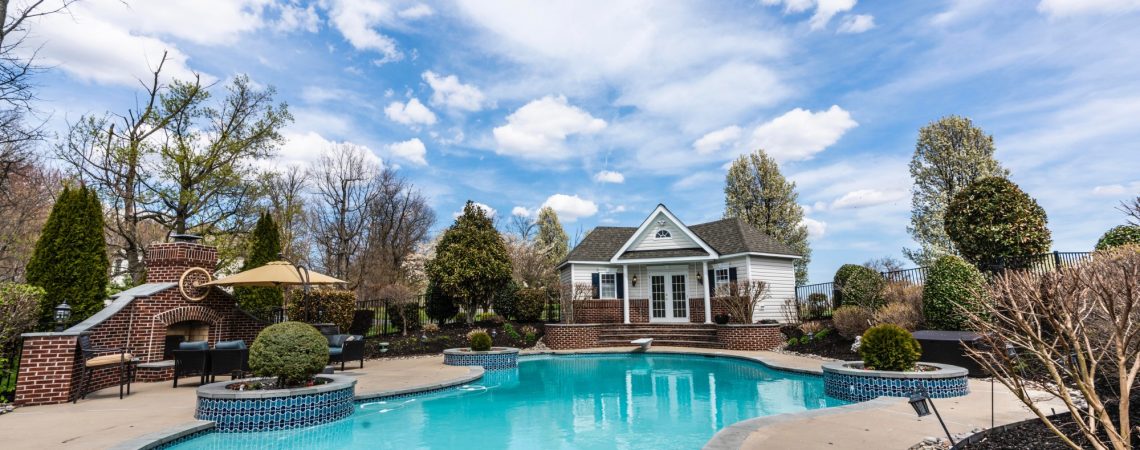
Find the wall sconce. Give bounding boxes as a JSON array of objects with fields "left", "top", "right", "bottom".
[
  {"left": 631, "top": 275, "right": 638, "bottom": 287},
  {"left": 696, "top": 273, "right": 704, "bottom": 285}
]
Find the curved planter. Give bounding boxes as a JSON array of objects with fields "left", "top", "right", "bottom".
[
  {"left": 823, "top": 361, "right": 969, "bottom": 402},
  {"left": 195, "top": 374, "right": 356, "bottom": 432},
  {"left": 444, "top": 347, "right": 519, "bottom": 370}
]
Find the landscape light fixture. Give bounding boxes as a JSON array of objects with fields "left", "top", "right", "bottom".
[
  {"left": 696, "top": 272, "right": 703, "bottom": 285},
  {"left": 908, "top": 387, "right": 955, "bottom": 445},
  {"left": 631, "top": 275, "right": 638, "bottom": 287},
  {"left": 54, "top": 301, "right": 72, "bottom": 332}
]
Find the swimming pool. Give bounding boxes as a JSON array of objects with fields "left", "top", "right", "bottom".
[{"left": 166, "top": 353, "right": 848, "bottom": 449}]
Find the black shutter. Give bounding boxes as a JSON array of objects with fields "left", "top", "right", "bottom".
[
  {"left": 708, "top": 269, "right": 715, "bottom": 286},
  {"left": 729, "top": 267, "right": 738, "bottom": 282},
  {"left": 616, "top": 273, "right": 624, "bottom": 299},
  {"left": 591, "top": 273, "right": 600, "bottom": 299}
]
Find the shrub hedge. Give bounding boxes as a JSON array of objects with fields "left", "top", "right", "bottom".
[
  {"left": 1096, "top": 225, "right": 1140, "bottom": 251},
  {"left": 944, "top": 177, "right": 1051, "bottom": 267},
  {"left": 922, "top": 255, "right": 987, "bottom": 331},
  {"left": 287, "top": 289, "right": 355, "bottom": 332},
  {"left": 859, "top": 324, "right": 922, "bottom": 371},
  {"left": 515, "top": 287, "right": 548, "bottom": 322},
  {"left": 839, "top": 266, "right": 886, "bottom": 309},
  {"left": 249, "top": 321, "right": 328, "bottom": 387},
  {"left": 832, "top": 264, "right": 864, "bottom": 306}
]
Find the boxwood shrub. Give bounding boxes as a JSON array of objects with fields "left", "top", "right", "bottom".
[
  {"left": 922, "top": 255, "right": 987, "bottom": 331},
  {"left": 859, "top": 324, "right": 922, "bottom": 371},
  {"left": 832, "top": 264, "right": 864, "bottom": 307},
  {"left": 249, "top": 321, "right": 329, "bottom": 387},
  {"left": 944, "top": 177, "right": 1051, "bottom": 267},
  {"left": 839, "top": 266, "right": 886, "bottom": 309}
]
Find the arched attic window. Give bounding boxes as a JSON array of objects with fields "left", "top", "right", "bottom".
[{"left": 655, "top": 229, "right": 671, "bottom": 239}]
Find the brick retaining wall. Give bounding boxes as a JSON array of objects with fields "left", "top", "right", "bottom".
[
  {"left": 716, "top": 324, "right": 784, "bottom": 351},
  {"left": 544, "top": 324, "right": 605, "bottom": 349},
  {"left": 572, "top": 298, "right": 731, "bottom": 324}
]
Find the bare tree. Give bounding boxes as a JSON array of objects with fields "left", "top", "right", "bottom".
[
  {"left": 714, "top": 280, "right": 769, "bottom": 324},
  {"left": 506, "top": 214, "right": 536, "bottom": 241},
  {"left": 358, "top": 172, "right": 434, "bottom": 292},
  {"left": 863, "top": 256, "right": 906, "bottom": 274},
  {"left": 504, "top": 234, "right": 557, "bottom": 290},
  {"left": 260, "top": 166, "right": 308, "bottom": 261},
  {"left": 309, "top": 143, "right": 380, "bottom": 288},
  {"left": 377, "top": 283, "right": 417, "bottom": 336},
  {"left": 966, "top": 246, "right": 1140, "bottom": 450},
  {"left": 1122, "top": 196, "right": 1140, "bottom": 227},
  {"left": 558, "top": 282, "right": 594, "bottom": 324},
  {"left": 0, "top": 160, "right": 60, "bottom": 281}
]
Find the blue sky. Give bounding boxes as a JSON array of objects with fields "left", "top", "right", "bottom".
[{"left": 25, "top": 0, "right": 1140, "bottom": 283}]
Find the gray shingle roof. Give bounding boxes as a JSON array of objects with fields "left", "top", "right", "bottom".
[{"left": 561, "top": 217, "right": 798, "bottom": 265}]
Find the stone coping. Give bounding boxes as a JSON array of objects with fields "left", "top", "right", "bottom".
[
  {"left": 442, "top": 347, "right": 520, "bottom": 355},
  {"left": 715, "top": 323, "right": 781, "bottom": 328},
  {"left": 522, "top": 348, "right": 825, "bottom": 376},
  {"left": 544, "top": 323, "right": 607, "bottom": 327},
  {"left": 138, "top": 360, "right": 175, "bottom": 369},
  {"left": 108, "top": 420, "right": 215, "bottom": 450},
  {"left": 356, "top": 365, "right": 484, "bottom": 400},
  {"left": 196, "top": 374, "right": 356, "bottom": 399},
  {"left": 703, "top": 397, "right": 897, "bottom": 450},
  {"left": 823, "top": 361, "right": 969, "bottom": 379}
]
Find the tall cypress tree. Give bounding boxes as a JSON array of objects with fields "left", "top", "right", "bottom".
[
  {"left": 26, "top": 186, "right": 109, "bottom": 329},
  {"left": 724, "top": 149, "right": 811, "bottom": 285},
  {"left": 234, "top": 212, "right": 284, "bottom": 319}
]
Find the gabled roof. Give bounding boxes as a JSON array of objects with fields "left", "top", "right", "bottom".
[{"left": 560, "top": 211, "right": 800, "bottom": 267}]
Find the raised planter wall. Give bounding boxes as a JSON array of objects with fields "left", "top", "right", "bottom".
[
  {"left": 822, "top": 361, "right": 969, "bottom": 402},
  {"left": 715, "top": 324, "right": 784, "bottom": 351},
  {"left": 195, "top": 374, "right": 356, "bottom": 432},
  {"left": 443, "top": 347, "right": 520, "bottom": 370},
  {"left": 544, "top": 324, "right": 605, "bottom": 349}
]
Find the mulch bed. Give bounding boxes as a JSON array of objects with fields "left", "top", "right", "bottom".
[
  {"left": 784, "top": 331, "right": 859, "bottom": 360},
  {"left": 959, "top": 396, "right": 1140, "bottom": 449},
  {"left": 364, "top": 322, "right": 544, "bottom": 358}
]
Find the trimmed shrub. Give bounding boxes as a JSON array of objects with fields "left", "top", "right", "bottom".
[
  {"left": 873, "top": 302, "right": 923, "bottom": 331},
  {"left": 515, "top": 287, "right": 547, "bottom": 322},
  {"left": 945, "top": 177, "right": 1051, "bottom": 267},
  {"left": 1096, "top": 225, "right": 1140, "bottom": 251},
  {"left": 832, "top": 264, "right": 864, "bottom": 306},
  {"left": 388, "top": 303, "right": 422, "bottom": 333},
  {"left": 491, "top": 281, "right": 520, "bottom": 320},
  {"left": 833, "top": 305, "right": 874, "bottom": 339},
  {"left": 425, "top": 281, "right": 459, "bottom": 324},
  {"left": 859, "top": 324, "right": 922, "bottom": 371},
  {"left": 287, "top": 289, "right": 355, "bottom": 332},
  {"left": 249, "top": 321, "right": 329, "bottom": 387},
  {"left": 468, "top": 329, "right": 492, "bottom": 351},
  {"left": 840, "top": 266, "right": 885, "bottom": 309},
  {"left": 923, "top": 255, "right": 987, "bottom": 331}
]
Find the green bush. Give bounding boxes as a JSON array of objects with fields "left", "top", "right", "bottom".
[
  {"left": 1096, "top": 225, "right": 1140, "bottom": 251},
  {"left": 468, "top": 330, "right": 492, "bottom": 351},
  {"left": 249, "top": 322, "right": 329, "bottom": 386},
  {"left": 840, "top": 266, "right": 885, "bottom": 309},
  {"left": 515, "top": 287, "right": 548, "bottom": 322},
  {"left": 923, "top": 255, "right": 987, "bottom": 331},
  {"left": 389, "top": 303, "right": 422, "bottom": 332},
  {"left": 491, "top": 281, "right": 520, "bottom": 320},
  {"left": 502, "top": 322, "right": 521, "bottom": 340},
  {"left": 832, "top": 305, "right": 874, "bottom": 339},
  {"left": 287, "top": 289, "right": 355, "bottom": 332},
  {"left": 425, "top": 281, "right": 459, "bottom": 324},
  {"left": 832, "top": 264, "right": 864, "bottom": 306},
  {"left": 945, "top": 177, "right": 1051, "bottom": 267},
  {"left": 0, "top": 283, "right": 44, "bottom": 348},
  {"left": 859, "top": 324, "right": 922, "bottom": 371}
]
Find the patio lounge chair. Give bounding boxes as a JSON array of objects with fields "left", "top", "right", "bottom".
[
  {"left": 208, "top": 340, "right": 249, "bottom": 383},
  {"left": 74, "top": 335, "right": 136, "bottom": 403},
  {"left": 328, "top": 334, "right": 364, "bottom": 370},
  {"left": 173, "top": 341, "right": 209, "bottom": 387}
]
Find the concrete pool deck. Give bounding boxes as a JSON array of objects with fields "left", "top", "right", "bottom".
[{"left": 3, "top": 347, "right": 1062, "bottom": 449}]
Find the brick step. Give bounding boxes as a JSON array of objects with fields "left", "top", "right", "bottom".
[
  {"left": 606, "top": 326, "right": 718, "bottom": 331},
  {"left": 596, "top": 339, "right": 724, "bottom": 349}
]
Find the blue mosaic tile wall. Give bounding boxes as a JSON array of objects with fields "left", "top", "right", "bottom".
[
  {"left": 195, "top": 385, "right": 355, "bottom": 432},
  {"left": 824, "top": 371, "right": 969, "bottom": 402},
  {"left": 444, "top": 351, "right": 518, "bottom": 370}
]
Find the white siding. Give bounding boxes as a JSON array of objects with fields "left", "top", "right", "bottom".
[
  {"left": 572, "top": 264, "right": 621, "bottom": 299},
  {"left": 747, "top": 256, "right": 797, "bottom": 323},
  {"left": 627, "top": 212, "right": 699, "bottom": 251}
]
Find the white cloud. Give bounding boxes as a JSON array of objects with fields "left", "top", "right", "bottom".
[
  {"left": 1092, "top": 182, "right": 1140, "bottom": 196},
  {"left": 761, "top": 0, "right": 858, "bottom": 30},
  {"left": 541, "top": 194, "right": 599, "bottom": 222},
  {"left": 693, "top": 125, "right": 742, "bottom": 155},
  {"left": 837, "top": 14, "right": 875, "bottom": 33},
  {"left": 593, "top": 170, "right": 625, "bottom": 183},
  {"left": 618, "top": 62, "right": 787, "bottom": 130},
  {"left": 492, "top": 95, "right": 606, "bottom": 160},
  {"left": 384, "top": 98, "right": 437, "bottom": 126},
  {"left": 1038, "top": 0, "right": 1140, "bottom": 17},
  {"left": 398, "top": 4, "right": 434, "bottom": 19},
  {"left": 455, "top": 202, "right": 496, "bottom": 218},
  {"left": 422, "top": 71, "right": 487, "bottom": 111},
  {"left": 802, "top": 217, "right": 828, "bottom": 239},
  {"left": 749, "top": 105, "right": 857, "bottom": 162},
  {"left": 672, "top": 171, "right": 721, "bottom": 190},
  {"left": 325, "top": 0, "right": 403, "bottom": 64},
  {"left": 511, "top": 206, "right": 531, "bottom": 217},
  {"left": 273, "top": 3, "right": 321, "bottom": 33},
  {"left": 830, "top": 189, "right": 907, "bottom": 209},
  {"left": 276, "top": 131, "right": 383, "bottom": 169},
  {"left": 388, "top": 138, "right": 428, "bottom": 166}
]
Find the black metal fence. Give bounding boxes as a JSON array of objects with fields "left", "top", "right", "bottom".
[
  {"left": 794, "top": 251, "right": 1093, "bottom": 321},
  {"left": 354, "top": 295, "right": 563, "bottom": 338},
  {"left": 1, "top": 340, "right": 23, "bottom": 403}
]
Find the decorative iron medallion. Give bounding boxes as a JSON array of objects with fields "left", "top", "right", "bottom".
[{"left": 179, "top": 267, "right": 213, "bottom": 301}]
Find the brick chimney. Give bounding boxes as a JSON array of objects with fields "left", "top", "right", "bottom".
[{"left": 144, "top": 234, "right": 218, "bottom": 284}]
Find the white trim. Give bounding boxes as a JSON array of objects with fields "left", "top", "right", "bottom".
[
  {"left": 615, "top": 256, "right": 717, "bottom": 264},
  {"left": 610, "top": 204, "right": 719, "bottom": 263},
  {"left": 622, "top": 264, "right": 630, "bottom": 324},
  {"left": 702, "top": 261, "right": 712, "bottom": 324},
  {"left": 718, "top": 251, "right": 802, "bottom": 260}
]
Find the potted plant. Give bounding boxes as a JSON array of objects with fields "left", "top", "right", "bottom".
[{"left": 821, "top": 324, "right": 969, "bottom": 402}]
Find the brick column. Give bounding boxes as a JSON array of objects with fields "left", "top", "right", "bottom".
[{"left": 15, "top": 333, "right": 81, "bottom": 406}]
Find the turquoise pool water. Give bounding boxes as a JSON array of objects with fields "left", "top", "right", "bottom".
[{"left": 168, "top": 353, "right": 847, "bottom": 449}]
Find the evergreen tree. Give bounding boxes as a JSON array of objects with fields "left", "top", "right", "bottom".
[
  {"left": 26, "top": 186, "right": 109, "bottom": 329},
  {"left": 234, "top": 212, "right": 284, "bottom": 319},
  {"left": 427, "top": 201, "right": 513, "bottom": 324},
  {"left": 905, "top": 115, "right": 1009, "bottom": 266},
  {"left": 535, "top": 206, "right": 569, "bottom": 266},
  {"left": 724, "top": 149, "right": 811, "bottom": 284}
]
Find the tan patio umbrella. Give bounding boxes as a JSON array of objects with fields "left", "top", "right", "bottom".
[{"left": 201, "top": 261, "right": 346, "bottom": 287}]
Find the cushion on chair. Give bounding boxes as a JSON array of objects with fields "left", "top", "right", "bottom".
[
  {"left": 179, "top": 341, "right": 209, "bottom": 351},
  {"left": 328, "top": 347, "right": 343, "bottom": 356},
  {"left": 86, "top": 353, "right": 134, "bottom": 367},
  {"left": 327, "top": 334, "right": 348, "bottom": 348},
  {"left": 349, "top": 335, "right": 363, "bottom": 341},
  {"left": 214, "top": 340, "right": 246, "bottom": 350}
]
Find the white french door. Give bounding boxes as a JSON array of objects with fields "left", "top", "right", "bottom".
[{"left": 649, "top": 270, "right": 689, "bottom": 323}]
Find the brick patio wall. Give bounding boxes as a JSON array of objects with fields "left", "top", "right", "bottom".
[
  {"left": 14, "top": 334, "right": 81, "bottom": 405},
  {"left": 572, "top": 298, "right": 732, "bottom": 324},
  {"left": 716, "top": 324, "right": 784, "bottom": 351},
  {"left": 544, "top": 324, "right": 605, "bottom": 349}
]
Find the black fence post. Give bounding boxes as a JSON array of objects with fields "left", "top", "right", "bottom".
[{"left": 1053, "top": 250, "right": 1062, "bottom": 269}]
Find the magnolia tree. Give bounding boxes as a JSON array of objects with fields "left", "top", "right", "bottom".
[
  {"left": 714, "top": 280, "right": 769, "bottom": 324},
  {"left": 965, "top": 246, "right": 1140, "bottom": 450}
]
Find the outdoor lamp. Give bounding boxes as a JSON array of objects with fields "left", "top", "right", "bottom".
[
  {"left": 696, "top": 273, "right": 703, "bottom": 285},
  {"left": 631, "top": 275, "right": 638, "bottom": 287},
  {"left": 54, "top": 301, "right": 72, "bottom": 332},
  {"left": 909, "top": 387, "right": 955, "bottom": 445}
]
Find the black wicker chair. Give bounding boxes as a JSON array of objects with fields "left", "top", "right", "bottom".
[
  {"left": 208, "top": 340, "right": 249, "bottom": 383},
  {"left": 74, "top": 335, "right": 136, "bottom": 403},
  {"left": 172, "top": 341, "right": 209, "bottom": 387},
  {"left": 328, "top": 334, "right": 364, "bottom": 370}
]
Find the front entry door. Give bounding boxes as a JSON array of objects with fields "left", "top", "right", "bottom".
[{"left": 650, "top": 271, "right": 689, "bottom": 322}]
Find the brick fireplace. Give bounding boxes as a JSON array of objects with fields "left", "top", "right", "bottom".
[{"left": 15, "top": 237, "right": 267, "bottom": 406}]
